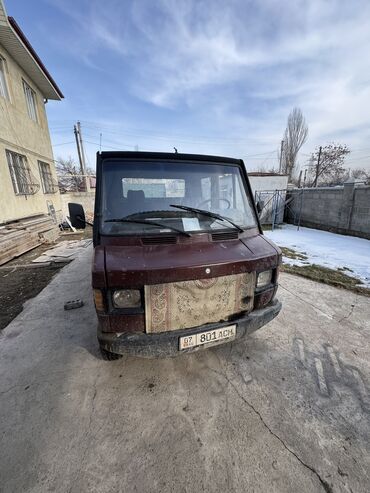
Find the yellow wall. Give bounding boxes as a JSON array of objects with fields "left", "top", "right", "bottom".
[{"left": 0, "top": 42, "right": 62, "bottom": 224}]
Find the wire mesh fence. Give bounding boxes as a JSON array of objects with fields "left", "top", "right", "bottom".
[{"left": 254, "top": 189, "right": 288, "bottom": 230}]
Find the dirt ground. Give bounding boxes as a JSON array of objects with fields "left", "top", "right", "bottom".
[
  {"left": 0, "top": 231, "right": 91, "bottom": 331},
  {"left": 1, "top": 246, "right": 370, "bottom": 492},
  {"left": 0, "top": 264, "right": 63, "bottom": 330}
]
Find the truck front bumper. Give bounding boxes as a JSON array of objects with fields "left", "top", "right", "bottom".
[{"left": 98, "top": 299, "right": 282, "bottom": 358}]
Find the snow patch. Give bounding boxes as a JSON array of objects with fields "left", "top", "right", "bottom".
[{"left": 265, "top": 225, "right": 370, "bottom": 287}]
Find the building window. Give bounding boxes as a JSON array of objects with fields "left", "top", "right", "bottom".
[
  {"left": 38, "top": 161, "right": 57, "bottom": 194},
  {"left": 0, "top": 56, "right": 9, "bottom": 100},
  {"left": 6, "top": 150, "right": 40, "bottom": 195},
  {"left": 23, "top": 80, "right": 38, "bottom": 121}
]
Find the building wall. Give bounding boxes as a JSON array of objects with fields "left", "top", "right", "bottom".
[
  {"left": 60, "top": 192, "right": 95, "bottom": 222},
  {"left": 0, "top": 42, "right": 61, "bottom": 224},
  {"left": 285, "top": 184, "right": 370, "bottom": 239},
  {"left": 248, "top": 174, "right": 289, "bottom": 193}
]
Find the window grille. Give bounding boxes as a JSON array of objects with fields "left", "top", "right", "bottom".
[
  {"left": 6, "top": 150, "right": 40, "bottom": 195},
  {"left": 38, "top": 161, "right": 58, "bottom": 193}
]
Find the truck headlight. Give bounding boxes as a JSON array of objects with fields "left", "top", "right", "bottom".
[
  {"left": 112, "top": 289, "right": 141, "bottom": 308},
  {"left": 256, "top": 270, "right": 272, "bottom": 288}
]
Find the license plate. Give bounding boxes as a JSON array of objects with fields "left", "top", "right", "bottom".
[{"left": 179, "top": 325, "right": 236, "bottom": 350}]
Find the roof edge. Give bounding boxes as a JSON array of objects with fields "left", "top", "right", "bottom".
[
  {"left": 98, "top": 151, "right": 244, "bottom": 165},
  {"left": 248, "top": 172, "right": 289, "bottom": 177},
  {"left": 8, "top": 16, "right": 64, "bottom": 99}
]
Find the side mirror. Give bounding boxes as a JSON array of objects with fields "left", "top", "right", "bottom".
[
  {"left": 68, "top": 203, "right": 86, "bottom": 229},
  {"left": 256, "top": 200, "right": 264, "bottom": 215}
]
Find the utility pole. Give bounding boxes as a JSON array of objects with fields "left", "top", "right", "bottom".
[
  {"left": 74, "top": 124, "right": 84, "bottom": 190},
  {"left": 76, "top": 121, "right": 90, "bottom": 192},
  {"left": 313, "top": 146, "right": 322, "bottom": 188},
  {"left": 279, "top": 140, "right": 284, "bottom": 173},
  {"left": 298, "top": 169, "right": 302, "bottom": 188}
]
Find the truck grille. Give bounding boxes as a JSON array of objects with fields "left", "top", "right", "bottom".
[
  {"left": 144, "top": 272, "right": 255, "bottom": 333},
  {"left": 141, "top": 235, "right": 177, "bottom": 245},
  {"left": 211, "top": 231, "right": 239, "bottom": 241}
]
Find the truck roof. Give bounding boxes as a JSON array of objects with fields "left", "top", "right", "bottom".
[{"left": 98, "top": 151, "right": 243, "bottom": 166}]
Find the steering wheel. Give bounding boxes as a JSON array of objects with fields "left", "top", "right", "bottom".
[{"left": 196, "top": 198, "right": 231, "bottom": 210}]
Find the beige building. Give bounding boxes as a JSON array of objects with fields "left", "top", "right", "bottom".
[{"left": 0, "top": 0, "right": 63, "bottom": 224}]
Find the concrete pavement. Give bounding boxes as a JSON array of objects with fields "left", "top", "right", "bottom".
[{"left": 1, "top": 247, "right": 370, "bottom": 492}]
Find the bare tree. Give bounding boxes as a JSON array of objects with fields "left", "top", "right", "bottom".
[
  {"left": 253, "top": 164, "right": 278, "bottom": 173},
  {"left": 281, "top": 108, "right": 308, "bottom": 179},
  {"left": 321, "top": 167, "right": 350, "bottom": 186},
  {"left": 350, "top": 167, "right": 370, "bottom": 182},
  {"left": 56, "top": 157, "right": 94, "bottom": 192},
  {"left": 308, "top": 143, "right": 350, "bottom": 186}
]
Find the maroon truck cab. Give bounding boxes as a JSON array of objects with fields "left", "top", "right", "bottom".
[{"left": 69, "top": 151, "right": 282, "bottom": 359}]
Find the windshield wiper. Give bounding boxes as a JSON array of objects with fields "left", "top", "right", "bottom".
[
  {"left": 170, "top": 205, "right": 244, "bottom": 233},
  {"left": 105, "top": 217, "right": 191, "bottom": 237}
]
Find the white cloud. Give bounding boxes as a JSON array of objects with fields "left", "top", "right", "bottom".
[{"left": 48, "top": 0, "right": 370, "bottom": 169}]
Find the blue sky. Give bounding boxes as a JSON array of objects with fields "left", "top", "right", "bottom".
[{"left": 7, "top": 0, "right": 370, "bottom": 171}]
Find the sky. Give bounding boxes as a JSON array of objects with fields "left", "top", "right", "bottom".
[{"left": 7, "top": 0, "right": 370, "bottom": 172}]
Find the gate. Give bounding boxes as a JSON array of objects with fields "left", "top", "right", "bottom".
[{"left": 254, "top": 189, "right": 288, "bottom": 230}]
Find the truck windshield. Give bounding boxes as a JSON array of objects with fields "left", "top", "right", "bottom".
[{"left": 100, "top": 160, "right": 257, "bottom": 235}]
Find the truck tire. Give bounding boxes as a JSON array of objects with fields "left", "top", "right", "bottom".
[{"left": 100, "top": 346, "right": 123, "bottom": 360}]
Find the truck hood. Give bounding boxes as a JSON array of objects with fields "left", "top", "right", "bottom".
[{"left": 102, "top": 234, "right": 279, "bottom": 288}]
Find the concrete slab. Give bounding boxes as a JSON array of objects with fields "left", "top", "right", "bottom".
[
  {"left": 1, "top": 247, "right": 370, "bottom": 492},
  {"left": 32, "top": 239, "right": 92, "bottom": 264}
]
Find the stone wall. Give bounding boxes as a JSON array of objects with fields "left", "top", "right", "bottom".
[{"left": 285, "top": 183, "right": 370, "bottom": 239}]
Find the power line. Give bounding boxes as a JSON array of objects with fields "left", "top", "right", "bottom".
[
  {"left": 52, "top": 141, "right": 75, "bottom": 146},
  {"left": 49, "top": 125, "right": 72, "bottom": 132},
  {"left": 82, "top": 130, "right": 279, "bottom": 157},
  {"left": 49, "top": 119, "right": 370, "bottom": 152},
  {"left": 79, "top": 120, "right": 276, "bottom": 145},
  {"left": 48, "top": 120, "right": 370, "bottom": 164},
  {"left": 344, "top": 155, "right": 370, "bottom": 163},
  {"left": 84, "top": 137, "right": 281, "bottom": 159},
  {"left": 84, "top": 140, "right": 132, "bottom": 150}
]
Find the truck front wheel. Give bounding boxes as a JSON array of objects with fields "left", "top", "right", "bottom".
[{"left": 99, "top": 346, "right": 123, "bottom": 360}]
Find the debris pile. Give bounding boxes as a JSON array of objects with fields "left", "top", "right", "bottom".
[{"left": 32, "top": 239, "right": 92, "bottom": 264}]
